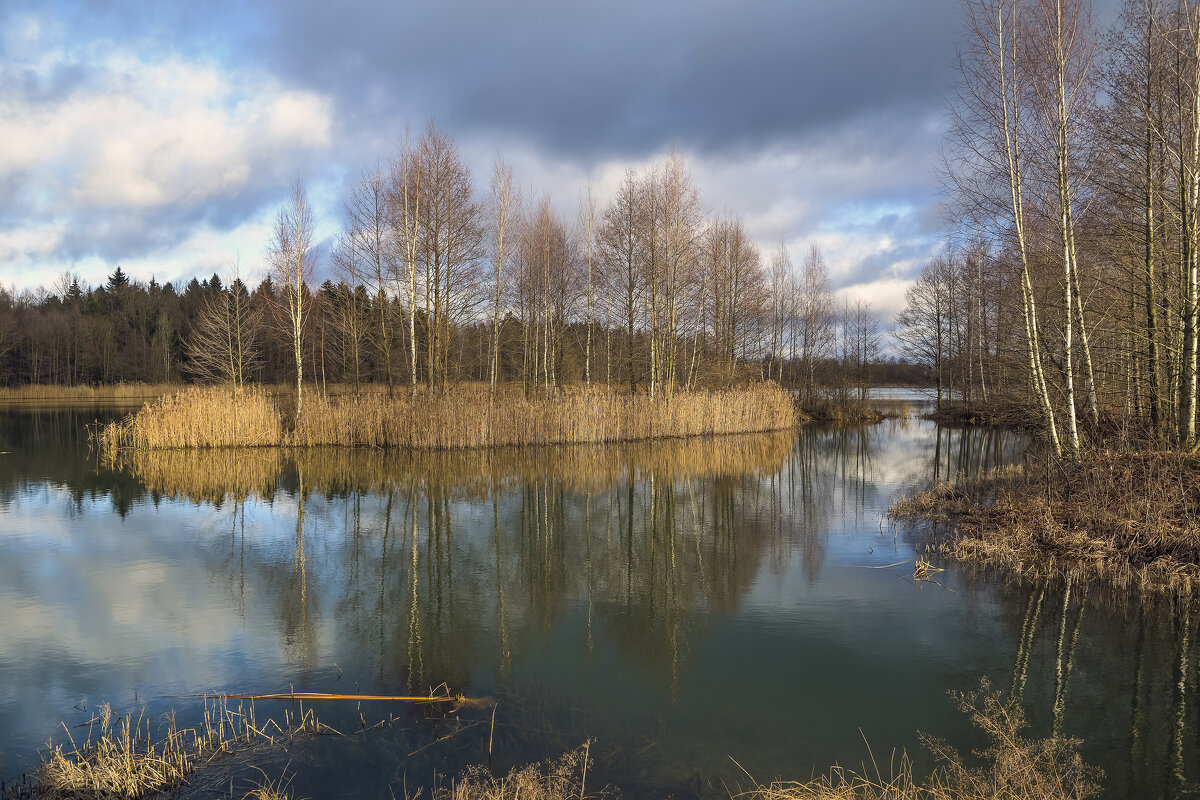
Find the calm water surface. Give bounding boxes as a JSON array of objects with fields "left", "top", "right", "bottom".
[{"left": 0, "top": 405, "right": 1196, "bottom": 798}]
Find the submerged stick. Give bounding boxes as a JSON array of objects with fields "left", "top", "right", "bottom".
[{"left": 173, "top": 692, "right": 490, "bottom": 705}]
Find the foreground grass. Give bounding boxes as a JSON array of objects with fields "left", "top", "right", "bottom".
[
  {"left": 739, "top": 683, "right": 1098, "bottom": 800},
  {"left": 890, "top": 451, "right": 1200, "bottom": 594},
  {"left": 1, "top": 681, "right": 1098, "bottom": 800},
  {"left": 455, "top": 682, "right": 1096, "bottom": 800},
  {"left": 434, "top": 745, "right": 607, "bottom": 800},
  {"left": 1, "top": 698, "right": 328, "bottom": 800},
  {"left": 97, "top": 383, "right": 799, "bottom": 452}
]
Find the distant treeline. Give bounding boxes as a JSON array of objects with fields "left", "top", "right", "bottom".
[
  {"left": 0, "top": 123, "right": 922, "bottom": 397},
  {"left": 0, "top": 268, "right": 923, "bottom": 392}
]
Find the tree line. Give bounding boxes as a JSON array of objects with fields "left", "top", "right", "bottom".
[
  {"left": 897, "top": 0, "right": 1200, "bottom": 454},
  {"left": 0, "top": 123, "right": 898, "bottom": 399}
]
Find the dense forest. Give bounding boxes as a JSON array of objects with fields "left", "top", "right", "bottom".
[
  {"left": 896, "top": 0, "right": 1200, "bottom": 453},
  {"left": 0, "top": 126, "right": 922, "bottom": 398}
]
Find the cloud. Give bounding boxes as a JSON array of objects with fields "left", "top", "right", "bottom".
[
  {"left": 0, "top": 27, "right": 333, "bottom": 289},
  {"left": 0, "top": 0, "right": 977, "bottom": 314},
  {"left": 250, "top": 0, "right": 961, "bottom": 162}
]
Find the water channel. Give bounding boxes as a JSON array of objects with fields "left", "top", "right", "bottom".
[{"left": 0, "top": 396, "right": 1195, "bottom": 798}]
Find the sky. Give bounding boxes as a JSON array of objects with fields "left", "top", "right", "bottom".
[{"left": 0, "top": 0, "right": 1043, "bottom": 320}]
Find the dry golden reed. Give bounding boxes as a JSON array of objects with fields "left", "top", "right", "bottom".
[
  {"left": 100, "top": 383, "right": 798, "bottom": 453},
  {"left": 99, "top": 386, "right": 285, "bottom": 451}
]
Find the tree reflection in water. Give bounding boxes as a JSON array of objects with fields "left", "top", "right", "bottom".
[{"left": 2, "top": 411, "right": 1192, "bottom": 799}]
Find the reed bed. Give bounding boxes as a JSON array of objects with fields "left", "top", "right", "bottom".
[
  {"left": 890, "top": 452, "right": 1200, "bottom": 595},
  {"left": 1, "top": 697, "right": 327, "bottom": 800},
  {"left": 99, "top": 383, "right": 797, "bottom": 453},
  {"left": 98, "top": 387, "right": 284, "bottom": 451},
  {"left": 294, "top": 383, "right": 797, "bottom": 449},
  {"left": 122, "top": 430, "right": 796, "bottom": 504}
]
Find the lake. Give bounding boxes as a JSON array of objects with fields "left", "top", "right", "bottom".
[{"left": 0, "top": 402, "right": 1195, "bottom": 798}]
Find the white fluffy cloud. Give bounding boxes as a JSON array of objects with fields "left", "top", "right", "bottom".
[
  {"left": 0, "top": 50, "right": 330, "bottom": 212},
  {"left": 0, "top": 30, "right": 333, "bottom": 290}
]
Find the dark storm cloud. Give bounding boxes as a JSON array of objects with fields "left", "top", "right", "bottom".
[
  {"left": 13, "top": 0, "right": 964, "bottom": 160},
  {"left": 250, "top": 0, "right": 963, "bottom": 159},
  {"left": 0, "top": 0, "right": 1003, "bottom": 292},
  {"left": 51, "top": 183, "right": 285, "bottom": 264}
]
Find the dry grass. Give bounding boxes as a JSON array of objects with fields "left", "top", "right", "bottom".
[
  {"left": 97, "top": 386, "right": 285, "bottom": 450},
  {"left": 433, "top": 744, "right": 610, "bottom": 800},
  {"left": 738, "top": 681, "right": 1099, "bottom": 800},
  {"left": 890, "top": 452, "right": 1200, "bottom": 594},
  {"left": 2, "top": 683, "right": 1097, "bottom": 800},
  {"left": 801, "top": 397, "right": 885, "bottom": 424},
  {"left": 121, "top": 430, "right": 796, "bottom": 504},
  {"left": 0, "top": 383, "right": 179, "bottom": 405},
  {"left": 923, "top": 401, "right": 1044, "bottom": 431},
  {"left": 98, "top": 383, "right": 798, "bottom": 453},
  {"left": 238, "top": 770, "right": 298, "bottom": 800},
  {"left": 1, "top": 697, "right": 328, "bottom": 800}
]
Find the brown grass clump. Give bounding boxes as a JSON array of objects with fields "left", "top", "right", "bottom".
[
  {"left": 738, "top": 681, "right": 1099, "bottom": 800},
  {"left": 434, "top": 744, "right": 611, "bottom": 800},
  {"left": 2, "top": 697, "right": 327, "bottom": 800},
  {"left": 99, "top": 383, "right": 797, "bottom": 453},
  {"left": 924, "top": 401, "right": 1044, "bottom": 431},
  {"left": 923, "top": 682, "right": 1100, "bottom": 800},
  {"left": 890, "top": 452, "right": 1200, "bottom": 594},
  {"left": 801, "top": 397, "right": 885, "bottom": 425}
]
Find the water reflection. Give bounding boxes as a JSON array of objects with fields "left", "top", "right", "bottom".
[
  {"left": 988, "top": 579, "right": 1200, "bottom": 799},
  {"left": 0, "top": 411, "right": 1195, "bottom": 799},
  {"left": 117, "top": 434, "right": 796, "bottom": 697}
]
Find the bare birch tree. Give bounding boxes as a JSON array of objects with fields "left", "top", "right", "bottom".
[
  {"left": 269, "top": 181, "right": 315, "bottom": 419},
  {"left": 488, "top": 155, "right": 518, "bottom": 405}
]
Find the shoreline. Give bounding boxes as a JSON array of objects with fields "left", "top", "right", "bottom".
[
  {"left": 890, "top": 451, "right": 1200, "bottom": 596},
  {"left": 3, "top": 682, "right": 1098, "bottom": 800}
]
